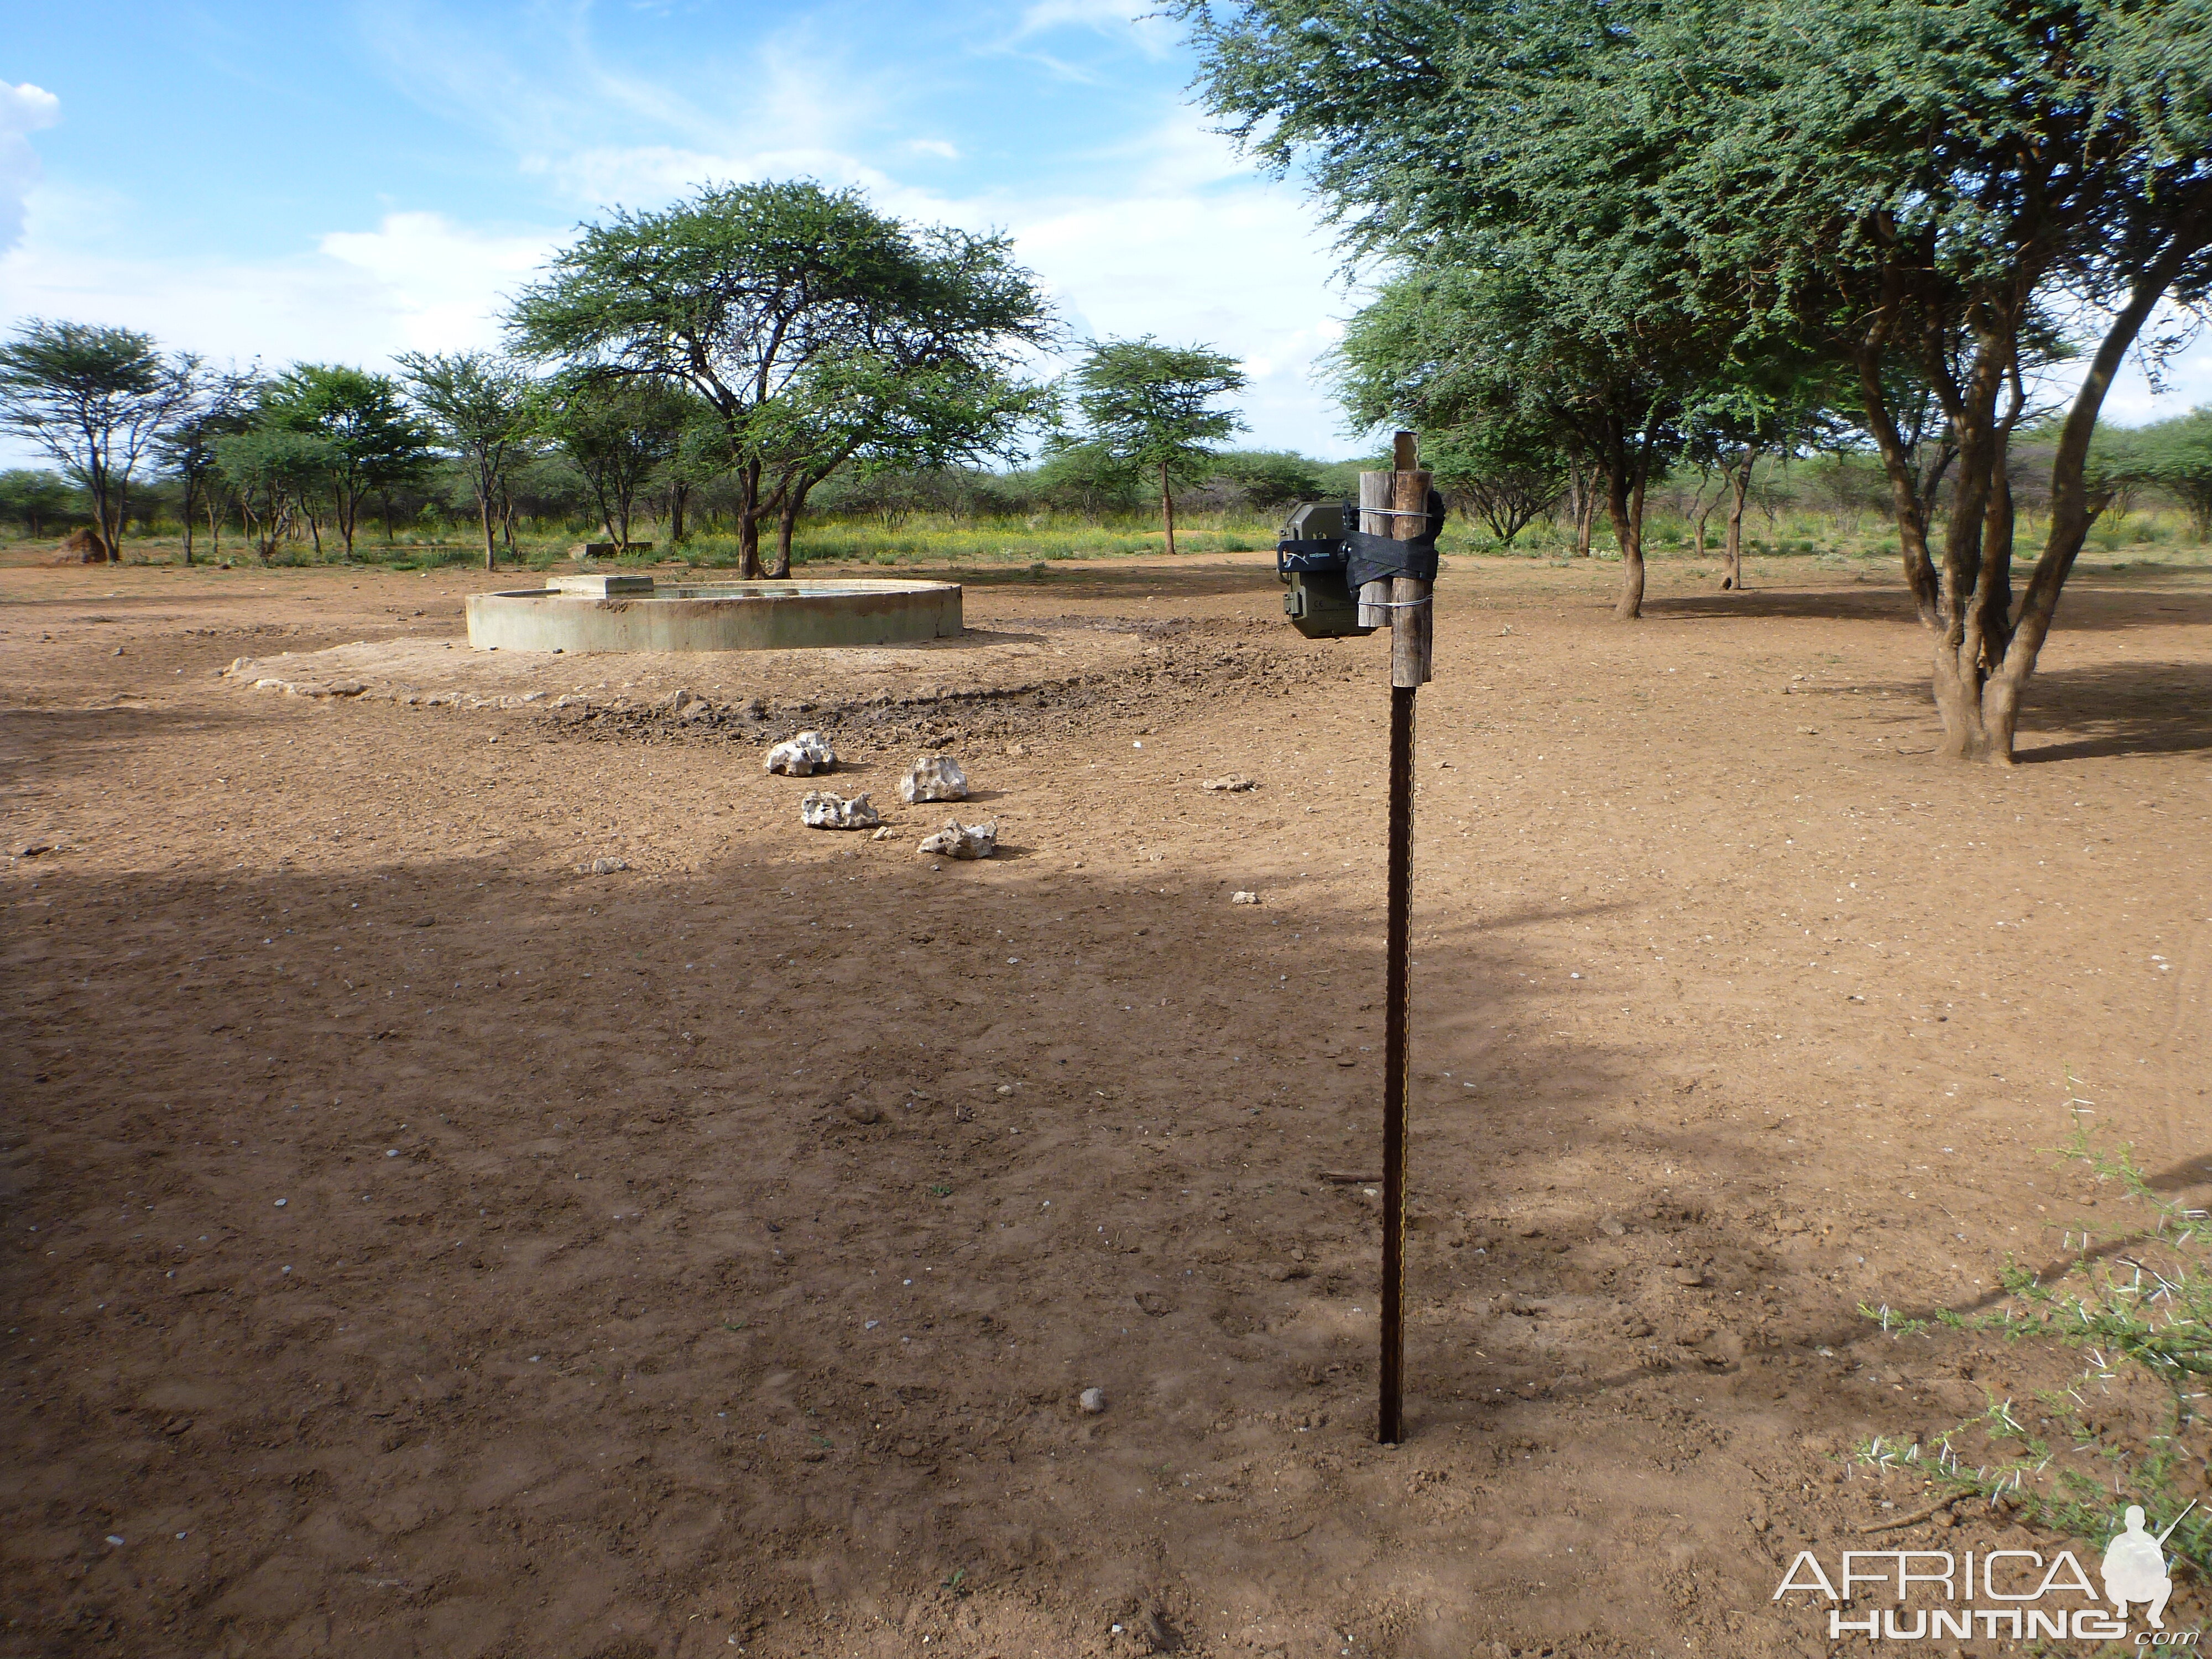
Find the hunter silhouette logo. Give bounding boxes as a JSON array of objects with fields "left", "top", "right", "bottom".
[{"left": 2103, "top": 1503, "right": 2192, "bottom": 1629}]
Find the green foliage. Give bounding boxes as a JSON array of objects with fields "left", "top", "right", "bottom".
[
  {"left": 1200, "top": 448, "right": 1329, "bottom": 510},
  {"left": 0, "top": 468, "right": 80, "bottom": 537},
  {"left": 1029, "top": 441, "right": 1147, "bottom": 517},
  {"left": 257, "top": 363, "right": 430, "bottom": 556},
  {"left": 395, "top": 351, "right": 538, "bottom": 568},
  {"left": 1059, "top": 337, "right": 1248, "bottom": 479},
  {"left": 1054, "top": 336, "right": 1248, "bottom": 551},
  {"left": 1181, "top": 0, "right": 2212, "bottom": 737},
  {"left": 507, "top": 179, "right": 1054, "bottom": 573},
  {"left": 152, "top": 366, "right": 257, "bottom": 561},
  {"left": 2133, "top": 408, "right": 2212, "bottom": 540},
  {"left": 214, "top": 426, "right": 335, "bottom": 563},
  {"left": 1859, "top": 1108, "right": 2212, "bottom": 1583},
  {"left": 538, "top": 372, "right": 694, "bottom": 547},
  {"left": 0, "top": 317, "right": 196, "bottom": 548}
]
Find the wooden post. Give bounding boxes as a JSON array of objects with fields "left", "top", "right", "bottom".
[
  {"left": 1366, "top": 429, "right": 1431, "bottom": 1446},
  {"left": 1356, "top": 470, "right": 1394, "bottom": 628},
  {"left": 1389, "top": 429, "right": 1434, "bottom": 688}
]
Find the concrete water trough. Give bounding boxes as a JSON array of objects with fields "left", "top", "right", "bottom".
[{"left": 464, "top": 572, "right": 963, "bottom": 653}]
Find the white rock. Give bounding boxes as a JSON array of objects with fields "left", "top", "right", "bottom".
[
  {"left": 919, "top": 818, "right": 995, "bottom": 860},
  {"left": 1078, "top": 1387, "right": 1107, "bottom": 1415},
  {"left": 869, "top": 824, "right": 897, "bottom": 841},
  {"left": 1202, "top": 775, "right": 1257, "bottom": 792},
  {"left": 800, "top": 791, "right": 881, "bottom": 831},
  {"left": 1231, "top": 890, "right": 1260, "bottom": 905},
  {"left": 765, "top": 731, "right": 836, "bottom": 775},
  {"left": 899, "top": 754, "right": 969, "bottom": 804}
]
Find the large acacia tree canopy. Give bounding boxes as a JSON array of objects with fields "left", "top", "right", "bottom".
[
  {"left": 1182, "top": 0, "right": 2212, "bottom": 347},
  {"left": 504, "top": 180, "right": 1053, "bottom": 429},
  {"left": 1183, "top": 0, "right": 2212, "bottom": 754}
]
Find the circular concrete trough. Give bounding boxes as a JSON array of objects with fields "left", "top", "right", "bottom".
[{"left": 465, "top": 574, "right": 962, "bottom": 653}]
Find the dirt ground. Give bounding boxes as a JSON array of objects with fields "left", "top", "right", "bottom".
[{"left": 3, "top": 550, "right": 2208, "bottom": 1659}]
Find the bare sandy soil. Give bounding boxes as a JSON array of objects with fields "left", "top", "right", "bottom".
[{"left": 3, "top": 551, "right": 2208, "bottom": 1659}]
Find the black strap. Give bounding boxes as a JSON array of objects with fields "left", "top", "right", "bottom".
[{"left": 1342, "top": 489, "right": 1446, "bottom": 593}]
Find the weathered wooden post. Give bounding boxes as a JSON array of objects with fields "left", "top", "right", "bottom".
[{"left": 1368, "top": 430, "right": 1431, "bottom": 1444}]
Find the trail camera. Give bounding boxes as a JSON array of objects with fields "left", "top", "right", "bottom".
[{"left": 1276, "top": 501, "right": 1375, "bottom": 639}]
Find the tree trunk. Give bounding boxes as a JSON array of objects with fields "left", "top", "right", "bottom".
[
  {"left": 1613, "top": 466, "right": 1647, "bottom": 620},
  {"left": 208, "top": 498, "right": 221, "bottom": 561},
  {"left": 1160, "top": 460, "right": 1177, "bottom": 557},
  {"left": 181, "top": 483, "right": 195, "bottom": 566},
  {"left": 670, "top": 481, "right": 688, "bottom": 547},
  {"left": 478, "top": 469, "right": 498, "bottom": 571},
  {"left": 737, "top": 459, "right": 763, "bottom": 578},
  {"left": 770, "top": 498, "right": 799, "bottom": 579},
  {"left": 306, "top": 503, "right": 322, "bottom": 559},
  {"left": 380, "top": 491, "right": 395, "bottom": 545},
  {"left": 1722, "top": 447, "right": 1757, "bottom": 591},
  {"left": 1604, "top": 417, "right": 1652, "bottom": 620}
]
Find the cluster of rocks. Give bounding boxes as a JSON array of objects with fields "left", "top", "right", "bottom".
[{"left": 768, "top": 733, "right": 997, "bottom": 860}]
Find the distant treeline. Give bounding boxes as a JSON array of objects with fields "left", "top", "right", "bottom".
[{"left": 6, "top": 420, "right": 2205, "bottom": 555}]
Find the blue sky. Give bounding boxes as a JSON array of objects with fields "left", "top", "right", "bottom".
[
  {"left": 0, "top": 0, "right": 1363, "bottom": 460},
  {"left": 3, "top": 0, "right": 2207, "bottom": 472}
]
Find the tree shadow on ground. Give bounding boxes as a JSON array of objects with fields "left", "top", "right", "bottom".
[
  {"left": 1641, "top": 576, "right": 2212, "bottom": 633},
  {"left": 2012, "top": 659, "right": 2212, "bottom": 761}
]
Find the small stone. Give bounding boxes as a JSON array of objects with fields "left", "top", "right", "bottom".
[
  {"left": 580, "top": 856, "right": 630, "bottom": 875},
  {"left": 919, "top": 819, "right": 995, "bottom": 860},
  {"left": 1776, "top": 1215, "right": 1808, "bottom": 1234},
  {"left": 1078, "top": 1387, "right": 1107, "bottom": 1415},
  {"left": 1671, "top": 1266, "right": 1708, "bottom": 1286},
  {"left": 1202, "top": 775, "right": 1256, "bottom": 792},
  {"left": 1599, "top": 1217, "right": 1626, "bottom": 1237},
  {"left": 869, "top": 824, "right": 896, "bottom": 841},
  {"left": 1006, "top": 743, "right": 1025, "bottom": 757},
  {"left": 1230, "top": 890, "right": 1259, "bottom": 905},
  {"left": 995, "top": 1084, "right": 1014, "bottom": 1095},
  {"left": 846, "top": 1100, "right": 883, "bottom": 1125},
  {"left": 799, "top": 791, "right": 881, "bottom": 831},
  {"left": 765, "top": 731, "right": 836, "bottom": 775},
  {"left": 900, "top": 753, "right": 969, "bottom": 804}
]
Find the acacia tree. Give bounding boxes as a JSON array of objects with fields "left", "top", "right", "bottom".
[
  {"left": 1056, "top": 337, "right": 1246, "bottom": 556},
  {"left": 0, "top": 320, "right": 196, "bottom": 559},
  {"left": 1331, "top": 263, "right": 1687, "bottom": 607},
  {"left": 2136, "top": 408, "right": 2212, "bottom": 540},
  {"left": 395, "top": 351, "right": 536, "bottom": 571},
  {"left": 752, "top": 352, "right": 1045, "bottom": 576},
  {"left": 258, "top": 365, "right": 429, "bottom": 557},
  {"left": 1687, "top": 1, "right": 2212, "bottom": 759},
  {"left": 508, "top": 181, "right": 1053, "bottom": 579},
  {"left": 539, "top": 372, "right": 692, "bottom": 549},
  {"left": 214, "top": 426, "right": 331, "bottom": 564},
  {"left": 0, "top": 470, "right": 75, "bottom": 539},
  {"left": 154, "top": 364, "right": 258, "bottom": 565},
  {"left": 1185, "top": 0, "right": 2212, "bottom": 757}
]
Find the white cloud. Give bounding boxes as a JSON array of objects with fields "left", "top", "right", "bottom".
[
  {"left": 1, "top": 81, "right": 1360, "bottom": 461},
  {"left": 1012, "top": 0, "right": 1178, "bottom": 60},
  {"left": 0, "top": 208, "right": 554, "bottom": 369},
  {"left": 0, "top": 81, "right": 61, "bottom": 253}
]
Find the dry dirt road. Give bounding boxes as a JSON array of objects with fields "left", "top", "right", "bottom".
[{"left": 3, "top": 552, "right": 2208, "bottom": 1659}]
